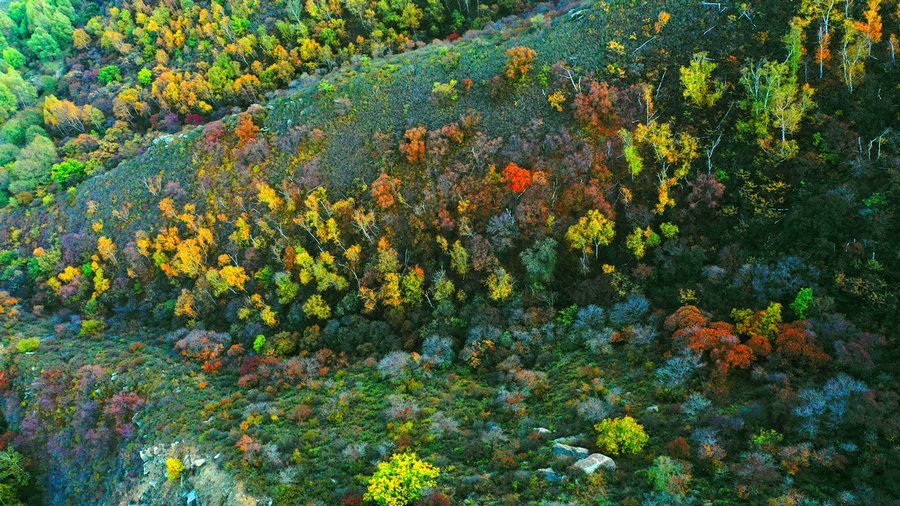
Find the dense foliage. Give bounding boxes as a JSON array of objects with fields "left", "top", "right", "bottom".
[{"left": 0, "top": 0, "right": 896, "bottom": 504}]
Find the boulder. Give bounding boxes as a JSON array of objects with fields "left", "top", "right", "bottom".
[
  {"left": 552, "top": 442, "right": 590, "bottom": 458},
  {"left": 532, "top": 427, "right": 551, "bottom": 435},
  {"left": 572, "top": 453, "right": 616, "bottom": 474},
  {"left": 537, "top": 467, "right": 565, "bottom": 482}
]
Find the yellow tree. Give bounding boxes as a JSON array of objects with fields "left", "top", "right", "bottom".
[{"left": 566, "top": 210, "right": 615, "bottom": 268}]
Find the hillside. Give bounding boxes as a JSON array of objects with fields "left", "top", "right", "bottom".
[{"left": 0, "top": 0, "right": 898, "bottom": 504}]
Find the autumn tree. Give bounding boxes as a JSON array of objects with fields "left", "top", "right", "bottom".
[
  {"left": 839, "top": 0, "right": 883, "bottom": 93},
  {"left": 399, "top": 126, "right": 426, "bottom": 163},
  {"left": 371, "top": 173, "right": 401, "bottom": 208},
  {"left": 502, "top": 162, "right": 533, "bottom": 193},
  {"left": 739, "top": 35, "right": 815, "bottom": 159},
  {"left": 505, "top": 46, "right": 537, "bottom": 83},
  {"left": 680, "top": 52, "right": 725, "bottom": 108},
  {"left": 566, "top": 210, "right": 615, "bottom": 268}
]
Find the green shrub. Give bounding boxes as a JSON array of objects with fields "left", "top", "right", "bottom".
[
  {"left": 15, "top": 337, "right": 39, "bottom": 353},
  {"left": 80, "top": 319, "right": 106, "bottom": 338}
]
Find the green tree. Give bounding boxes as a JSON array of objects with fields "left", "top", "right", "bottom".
[
  {"left": 27, "top": 28, "right": 61, "bottom": 59},
  {"left": 520, "top": 238, "right": 557, "bottom": 285},
  {"left": 791, "top": 287, "right": 814, "bottom": 319},
  {"left": 680, "top": 52, "right": 725, "bottom": 107},
  {"left": 51, "top": 158, "right": 85, "bottom": 184},
  {"left": 98, "top": 65, "right": 122, "bottom": 84},
  {"left": 1, "top": 48, "right": 25, "bottom": 69},
  {"left": 137, "top": 68, "right": 152, "bottom": 86},
  {"left": 7, "top": 134, "right": 56, "bottom": 194},
  {"left": 0, "top": 449, "right": 29, "bottom": 504}
]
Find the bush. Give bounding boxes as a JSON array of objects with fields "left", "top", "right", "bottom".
[
  {"left": 15, "top": 337, "right": 39, "bottom": 353},
  {"left": 646, "top": 456, "right": 692, "bottom": 497},
  {"left": 165, "top": 457, "right": 184, "bottom": 481},
  {"left": 79, "top": 319, "right": 105, "bottom": 338},
  {"left": 364, "top": 453, "right": 440, "bottom": 506},
  {"left": 595, "top": 416, "right": 648, "bottom": 455}
]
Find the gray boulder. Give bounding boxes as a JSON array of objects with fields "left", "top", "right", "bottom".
[
  {"left": 552, "top": 442, "right": 590, "bottom": 458},
  {"left": 572, "top": 453, "right": 616, "bottom": 474}
]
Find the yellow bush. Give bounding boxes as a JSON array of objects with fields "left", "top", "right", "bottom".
[
  {"left": 365, "top": 453, "right": 439, "bottom": 506},
  {"left": 166, "top": 457, "right": 185, "bottom": 481}
]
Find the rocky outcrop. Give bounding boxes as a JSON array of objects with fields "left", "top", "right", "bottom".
[{"left": 121, "top": 442, "right": 267, "bottom": 506}]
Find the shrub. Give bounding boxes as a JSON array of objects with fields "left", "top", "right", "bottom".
[
  {"left": 576, "top": 397, "right": 612, "bottom": 422},
  {"left": 595, "top": 416, "right": 648, "bottom": 455},
  {"left": 646, "top": 456, "right": 692, "bottom": 496},
  {"left": 79, "top": 319, "right": 105, "bottom": 338},
  {"left": 504, "top": 46, "right": 537, "bottom": 83},
  {"left": 15, "top": 337, "right": 39, "bottom": 353},
  {"left": 165, "top": 457, "right": 184, "bottom": 481},
  {"left": 364, "top": 453, "right": 439, "bottom": 506},
  {"left": 431, "top": 80, "right": 458, "bottom": 103}
]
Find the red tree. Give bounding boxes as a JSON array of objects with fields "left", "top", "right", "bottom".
[{"left": 503, "top": 162, "right": 533, "bottom": 192}]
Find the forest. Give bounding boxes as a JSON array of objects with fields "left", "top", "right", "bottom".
[{"left": 0, "top": 0, "right": 897, "bottom": 504}]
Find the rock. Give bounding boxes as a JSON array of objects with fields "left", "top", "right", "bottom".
[
  {"left": 553, "top": 442, "right": 590, "bottom": 458},
  {"left": 537, "top": 467, "right": 565, "bottom": 482},
  {"left": 552, "top": 434, "right": 583, "bottom": 444},
  {"left": 646, "top": 405, "right": 659, "bottom": 413},
  {"left": 572, "top": 453, "right": 616, "bottom": 474},
  {"left": 532, "top": 427, "right": 551, "bottom": 435},
  {"left": 192, "top": 458, "right": 206, "bottom": 468}
]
